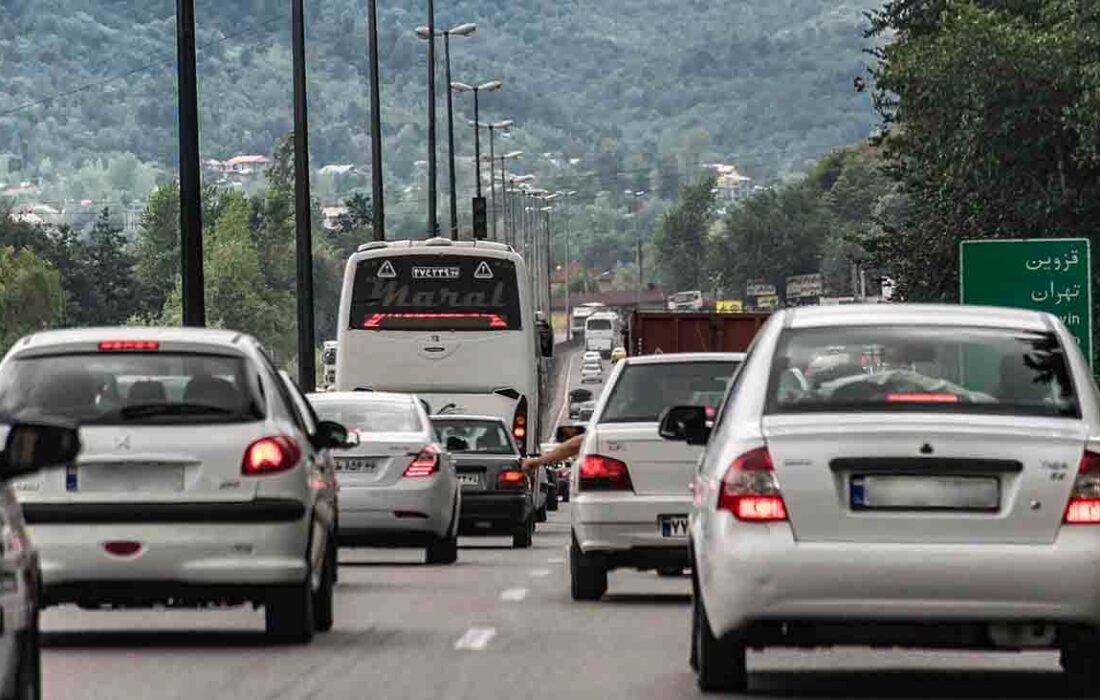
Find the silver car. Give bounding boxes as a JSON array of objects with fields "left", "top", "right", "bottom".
[
  {"left": 308, "top": 392, "right": 460, "bottom": 565},
  {"left": 570, "top": 353, "right": 743, "bottom": 601},
  {"left": 666, "top": 304, "right": 1100, "bottom": 692}
]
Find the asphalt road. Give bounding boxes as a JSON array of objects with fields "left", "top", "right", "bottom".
[{"left": 37, "top": 346, "right": 1085, "bottom": 699}]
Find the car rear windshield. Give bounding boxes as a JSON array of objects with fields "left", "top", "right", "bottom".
[
  {"left": 600, "top": 361, "right": 741, "bottom": 423},
  {"left": 312, "top": 400, "right": 422, "bottom": 433},
  {"left": 349, "top": 255, "right": 522, "bottom": 331},
  {"left": 432, "top": 419, "right": 516, "bottom": 455},
  {"left": 0, "top": 352, "right": 264, "bottom": 425},
  {"left": 587, "top": 319, "right": 612, "bottom": 331},
  {"left": 766, "top": 326, "right": 1079, "bottom": 417}
]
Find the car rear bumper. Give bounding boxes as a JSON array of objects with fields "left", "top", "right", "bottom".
[
  {"left": 29, "top": 518, "right": 310, "bottom": 605},
  {"left": 572, "top": 493, "right": 691, "bottom": 557},
  {"left": 337, "top": 477, "right": 456, "bottom": 542},
  {"left": 459, "top": 492, "right": 530, "bottom": 534},
  {"left": 697, "top": 520, "right": 1100, "bottom": 642}
]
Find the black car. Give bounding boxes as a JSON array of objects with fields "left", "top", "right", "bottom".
[
  {"left": 567, "top": 388, "right": 594, "bottom": 420},
  {"left": 432, "top": 415, "right": 536, "bottom": 548}
]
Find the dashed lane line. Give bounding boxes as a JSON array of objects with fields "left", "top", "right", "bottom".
[
  {"left": 499, "top": 587, "right": 529, "bottom": 602},
  {"left": 454, "top": 627, "right": 497, "bottom": 651}
]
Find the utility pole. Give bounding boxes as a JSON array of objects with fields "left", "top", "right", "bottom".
[
  {"left": 367, "top": 0, "right": 385, "bottom": 240},
  {"left": 176, "top": 0, "right": 204, "bottom": 326},
  {"left": 291, "top": 0, "right": 315, "bottom": 391},
  {"left": 444, "top": 32, "right": 457, "bottom": 238}
]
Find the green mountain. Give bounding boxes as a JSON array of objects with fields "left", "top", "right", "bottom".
[{"left": 0, "top": 0, "right": 882, "bottom": 215}]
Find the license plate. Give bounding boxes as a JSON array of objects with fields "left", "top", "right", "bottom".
[
  {"left": 336, "top": 458, "right": 376, "bottom": 474},
  {"left": 659, "top": 514, "right": 690, "bottom": 538},
  {"left": 457, "top": 473, "right": 481, "bottom": 488},
  {"left": 77, "top": 463, "right": 184, "bottom": 493},
  {"left": 850, "top": 475, "right": 1000, "bottom": 511}
]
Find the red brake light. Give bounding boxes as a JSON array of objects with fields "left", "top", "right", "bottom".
[
  {"left": 1064, "top": 450, "right": 1100, "bottom": 524},
  {"left": 497, "top": 469, "right": 526, "bottom": 489},
  {"left": 403, "top": 446, "right": 440, "bottom": 478},
  {"left": 242, "top": 436, "right": 301, "bottom": 476},
  {"left": 103, "top": 541, "right": 143, "bottom": 557},
  {"left": 886, "top": 393, "right": 959, "bottom": 403},
  {"left": 512, "top": 396, "right": 528, "bottom": 455},
  {"left": 579, "top": 454, "right": 633, "bottom": 492},
  {"left": 98, "top": 340, "right": 160, "bottom": 351},
  {"left": 362, "top": 313, "right": 507, "bottom": 329},
  {"left": 718, "top": 447, "right": 787, "bottom": 522}
]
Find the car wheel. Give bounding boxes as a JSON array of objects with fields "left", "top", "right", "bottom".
[
  {"left": 536, "top": 504, "right": 548, "bottom": 523},
  {"left": 1061, "top": 638, "right": 1100, "bottom": 694},
  {"left": 265, "top": 571, "right": 316, "bottom": 644},
  {"left": 547, "top": 486, "right": 559, "bottom": 512},
  {"left": 561, "top": 489, "right": 570, "bottom": 504},
  {"left": 426, "top": 534, "right": 459, "bottom": 564},
  {"left": 694, "top": 592, "right": 747, "bottom": 693},
  {"left": 512, "top": 517, "right": 533, "bottom": 549},
  {"left": 14, "top": 610, "right": 40, "bottom": 700},
  {"left": 313, "top": 541, "right": 336, "bottom": 633},
  {"left": 569, "top": 537, "right": 607, "bottom": 601}
]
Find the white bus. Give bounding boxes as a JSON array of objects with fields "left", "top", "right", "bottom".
[
  {"left": 584, "top": 311, "right": 621, "bottom": 358},
  {"left": 570, "top": 302, "right": 605, "bottom": 341},
  {"left": 336, "top": 238, "right": 552, "bottom": 455}
]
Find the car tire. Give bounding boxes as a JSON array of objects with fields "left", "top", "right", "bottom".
[
  {"left": 536, "top": 504, "right": 548, "bottom": 523},
  {"left": 313, "top": 541, "right": 336, "bottom": 633},
  {"left": 547, "top": 486, "right": 559, "bottom": 512},
  {"left": 561, "top": 489, "right": 570, "bottom": 504},
  {"left": 512, "top": 517, "right": 534, "bottom": 549},
  {"left": 426, "top": 534, "right": 459, "bottom": 565},
  {"left": 265, "top": 573, "right": 316, "bottom": 644},
  {"left": 569, "top": 537, "right": 607, "bottom": 601},
  {"left": 1061, "top": 637, "right": 1100, "bottom": 694},
  {"left": 14, "top": 610, "right": 41, "bottom": 700},
  {"left": 693, "top": 592, "right": 747, "bottom": 693}
]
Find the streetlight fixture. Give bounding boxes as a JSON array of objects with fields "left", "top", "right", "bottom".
[
  {"left": 415, "top": 22, "right": 477, "bottom": 239},
  {"left": 505, "top": 173, "right": 534, "bottom": 247},
  {"left": 452, "top": 80, "right": 502, "bottom": 238},
  {"left": 558, "top": 190, "right": 578, "bottom": 340}
]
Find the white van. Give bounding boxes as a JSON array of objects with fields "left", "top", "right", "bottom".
[
  {"left": 584, "top": 312, "right": 620, "bottom": 359},
  {"left": 336, "top": 238, "right": 552, "bottom": 455}
]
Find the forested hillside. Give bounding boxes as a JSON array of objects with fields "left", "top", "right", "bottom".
[{"left": 0, "top": 0, "right": 881, "bottom": 210}]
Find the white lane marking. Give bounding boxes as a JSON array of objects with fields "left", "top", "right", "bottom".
[
  {"left": 454, "top": 627, "right": 497, "bottom": 651},
  {"left": 529, "top": 568, "right": 551, "bottom": 578},
  {"left": 499, "top": 587, "right": 529, "bottom": 602},
  {"left": 552, "top": 352, "right": 579, "bottom": 432},
  {"left": 547, "top": 557, "right": 564, "bottom": 564}
]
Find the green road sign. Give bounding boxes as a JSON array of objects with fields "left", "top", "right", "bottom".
[{"left": 960, "top": 238, "right": 1092, "bottom": 366}]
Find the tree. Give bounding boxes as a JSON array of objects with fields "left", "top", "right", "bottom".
[
  {"left": 134, "top": 183, "right": 180, "bottom": 318},
  {"left": 0, "top": 246, "right": 63, "bottom": 351},
  {"left": 328, "top": 193, "right": 373, "bottom": 259},
  {"left": 76, "top": 210, "right": 142, "bottom": 326},
  {"left": 653, "top": 177, "right": 716, "bottom": 291}
]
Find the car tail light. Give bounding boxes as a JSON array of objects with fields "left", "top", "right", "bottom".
[
  {"left": 512, "top": 396, "right": 528, "bottom": 454},
  {"left": 1064, "top": 451, "right": 1100, "bottom": 524},
  {"left": 103, "top": 541, "right": 143, "bottom": 557},
  {"left": 578, "top": 454, "right": 633, "bottom": 492},
  {"left": 98, "top": 340, "right": 160, "bottom": 351},
  {"left": 497, "top": 469, "right": 526, "bottom": 489},
  {"left": 242, "top": 436, "right": 301, "bottom": 476},
  {"left": 403, "top": 445, "right": 440, "bottom": 478},
  {"left": 717, "top": 447, "right": 787, "bottom": 522}
]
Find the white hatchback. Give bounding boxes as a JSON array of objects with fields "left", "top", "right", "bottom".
[
  {"left": 667, "top": 304, "right": 1100, "bottom": 692},
  {"left": 0, "top": 328, "right": 345, "bottom": 643},
  {"left": 569, "top": 353, "right": 743, "bottom": 601}
]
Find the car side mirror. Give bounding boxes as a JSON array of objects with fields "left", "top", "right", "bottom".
[
  {"left": 446, "top": 436, "right": 469, "bottom": 452},
  {"left": 313, "top": 420, "right": 351, "bottom": 450},
  {"left": 555, "top": 424, "right": 586, "bottom": 443},
  {"left": 658, "top": 406, "right": 710, "bottom": 446},
  {"left": 538, "top": 325, "right": 554, "bottom": 358},
  {"left": 1, "top": 419, "right": 81, "bottom": 480}
]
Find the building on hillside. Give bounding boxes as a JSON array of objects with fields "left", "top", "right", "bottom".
[
  {"left": 319, "top": 164, "right": 356, "bottom": 176},
  {"left": 705, "top": 164, "right": 752, "bottom": 205},
  {"left": 321, "top": 206, "right": 349, "bottom": 231},
  {"left": 224, "top": 155, "right": 270, "bottom": 175}
]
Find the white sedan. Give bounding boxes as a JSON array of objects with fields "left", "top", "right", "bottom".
[{"left": 665, "top": 304, "right": 1100, "bottom": 692}]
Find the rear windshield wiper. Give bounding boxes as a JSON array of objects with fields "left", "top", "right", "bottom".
[{"left": 120, "top": 403, "right": 236, "bottom": 419}]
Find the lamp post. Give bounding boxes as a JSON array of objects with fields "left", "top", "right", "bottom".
[
  {"left": 504, "top": 170, "right": 532, "bottom": 247},
  {"left": 625, "top": 189, "right": 647, "bottom": 307},
  {"left": 474, "top": 121, "right": 513, "bottom": 241},
  {"left": 367, "top": 0, "right": 384, "bottom": 240},
  {"left": 538, "top": 192, "right": 559, "bottom": 315},
  {"left": 451, "top": 80, "right": 502, "bottom": 238},
  {"left": 416, "top": 22, "right": 477, "bottom": 239},
  {"left": 291, "top": 0, "right": 315, "bottom": 390},
  {"left": 424, "top": 0, "right": 439, "bottom": 236},
  {"left": 176, "top": 0, "right": 203, "bottom": 326},
  {"left": 559, "top": 190, "right": 578, "bottom": 340}
]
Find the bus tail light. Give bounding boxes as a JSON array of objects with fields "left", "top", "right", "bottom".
[
  {"left": 512, "top": 396, "right": 528, "bottom": 455},
  {"left": 718, "top": 447, "right": 787, "bottom": 522},
  {"left": 1064, "top": 451, "right": 1100, "bottom": 524}
]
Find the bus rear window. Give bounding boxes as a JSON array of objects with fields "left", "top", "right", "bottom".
[
  {"left": 587, "top": 319, "right": 612, "bottom": 331},
  {"left": 349, "top": 255, "right": 522, "bottom": 331}
]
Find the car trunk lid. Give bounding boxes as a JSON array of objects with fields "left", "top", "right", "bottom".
[{"left": 595, "top": 423, "right": 701, "bottom": 496}]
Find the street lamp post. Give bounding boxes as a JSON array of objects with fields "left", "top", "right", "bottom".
[
  {"left": 367, "top": 0, "right": 384, "bottom": 240},
  {"left": 416, "top": 22, "right": 477, "bottom": 239},
  {"left": 176, "top": 0, "right": 204, "bottom": 326},
  {"left": 503, "top": 170, "right": 532, "bottom": 247},
  {"left": 626, "top": 190, "right": 647, "bottom": 307},
  {"left": 291, "top": 0, "right": 315, "bottom": 390},
  {"left": 475, "top": 121, "right": 513, "bottom": 241},
  {"left": 425, "top": 0, "right": 439, "bottom": 237},
  {"left": 451, "top": 80, "right": 502, "bottom": 238},
  {"left": 559, "top": 190, "right": 578, "bottom": 340}
]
